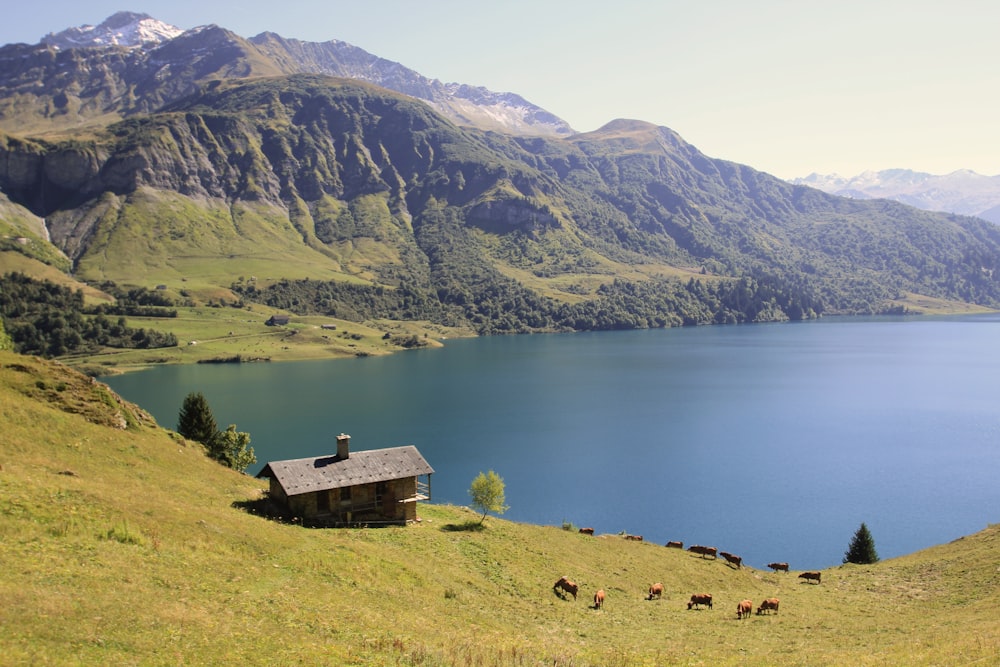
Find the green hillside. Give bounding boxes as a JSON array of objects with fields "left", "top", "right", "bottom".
[
  {"left": 1, "top": 349, "right": 997, "bottom": 666},
  {"left": 5, "top": 75, "right": 1000, "bottom": 351}
]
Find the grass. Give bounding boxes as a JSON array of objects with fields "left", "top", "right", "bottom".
[
  {"left": 1, "top": 349, "right": 998, "bottom": 665},
  {"left": 56, "top": 305, "right": 468, "bottom": 374}
]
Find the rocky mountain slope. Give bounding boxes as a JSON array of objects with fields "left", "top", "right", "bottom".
[
  {"left": 3, "top": 73, "right": 1000, "bottom": 334},
  {"left": 2, "top": 16, "right": 1000, "bottom": 336},
  {"left": 0, "top": 13, "right": 571, "bottom": 138},
  {"left": 792, "top": 169, "right": 1000, "bottom": 225}
]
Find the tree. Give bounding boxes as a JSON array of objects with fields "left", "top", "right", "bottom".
[
  {"left": 468, "top": 470, "right": 509, "bottom": 525},
  {"left": 0, "top": 318, "right": 12, "bottom": 351},
  {"left": 176, "top": 392, "right": 218, "bottom": 446},
  {"left": 209, "top": 424, "right": 257, "bottom": 472},
  {"left": 843, "top": 522, "right": 880, "bottom": 564}
]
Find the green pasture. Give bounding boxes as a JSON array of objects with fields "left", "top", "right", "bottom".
[{"left": 0, "top": 350, "right": 997, "bottom": 666}]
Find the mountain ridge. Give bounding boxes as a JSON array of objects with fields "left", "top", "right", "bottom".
[
  {"left": 0, "top": 13, "right": 572, "bottom": 138},
  {"left": 3, "top": 17, "right": 1000, "bottom": 350},
  {"left": 4, "top": 73, "right": 1000, "bottom": 337},
  {"left": 40, "top": 11, "right": 183, "bottom": 49}
]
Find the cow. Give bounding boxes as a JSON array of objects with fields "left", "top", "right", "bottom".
[
  {"left": 553, "top": 576, "right": 579, "bottom": 599},
  {"left": 798, "top": 571, "right": 822, "bottom": 584},
  {"left": 687, "top": 545, "right": 718, "bottom": 559},
  {"left": 647, "top": 582, "right": 664, "bottom": 600},
  {"left": 687, "top": 593, "right": 713, "bottom": 610},
  {"left": 767, "top": 562, "right": 789, "bottom": 573},
  {"left": 665, "top": 540, "right": 683, "bottom": 549},
  {"left": 737, "top": 599, "right": 753, "bottom": 620},
  {"left": 720, "top": 551, "right": 743, "bottom": 569},
  {"left": 625, "top": 534, "right": 643, "bottom": 541},
  {"left": 757, "top": 598, "right": 780, "bottom": 615},
  {"left": 579, "top": 527, "right": 594, "bottom": 535},
  {"left": 593, "top": 589, "right": 605, "bottom": 609}
]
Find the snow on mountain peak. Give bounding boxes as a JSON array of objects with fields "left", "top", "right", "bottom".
[{"left": 41, "top": 11, "right": 183, "bottom": 49}]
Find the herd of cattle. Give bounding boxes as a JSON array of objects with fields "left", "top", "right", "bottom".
[{"left": 557, "top": 532, "right": 825, "bottom": 618}]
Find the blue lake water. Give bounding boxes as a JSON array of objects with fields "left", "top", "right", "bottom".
[{"left": 105, "top": 314, "right": 1000, "bottom": 570}]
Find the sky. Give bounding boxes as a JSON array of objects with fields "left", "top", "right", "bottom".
[{"left": 2, "top": 0, "right": 998, "bottom": 179}]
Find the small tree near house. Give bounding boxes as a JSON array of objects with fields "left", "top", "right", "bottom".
[
  {"left": 468, "top": 470, "right": 509, "bottom": 525},
  {"left": 176, "top": 392, "right": 255, "bottom": 472},
  {"left": 209, "top": 424, "right": 257, "bottom": 473}
]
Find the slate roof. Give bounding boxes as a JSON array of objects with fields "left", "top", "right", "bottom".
[{"left": 257, "top": 446, "right": 434, "bottom": 497}]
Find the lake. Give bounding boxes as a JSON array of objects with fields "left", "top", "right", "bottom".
[{"left": 105, "top": 314, "right": 1000, "bottom": 570}]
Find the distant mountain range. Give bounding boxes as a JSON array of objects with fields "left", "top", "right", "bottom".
[
  {"left": 791, "top": 169, "right": 1000, "bottom": 225},
  {"left": 3, "top": 12, "right": 1000, "bottom": 337}
]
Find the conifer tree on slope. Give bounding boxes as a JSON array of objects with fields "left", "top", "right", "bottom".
[
  {"left": 844, "top": 522, "right": 880, "bottom": 564},
  {"left": 177, "top": 391, "right": 218, "bottom": 446}
]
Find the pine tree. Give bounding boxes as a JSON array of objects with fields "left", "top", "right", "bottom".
[
  {"left": 843, "top": 522, "right": 880, "bottom": 564},
  {"left": 176, "top": 392, "right": 218, "bottom": 446}
]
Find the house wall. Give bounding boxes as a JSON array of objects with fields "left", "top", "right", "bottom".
[
  {"left": 269, "top": 478, "right": 288, "bottom": 504},
  {"left": 281, "top": 477, "right": 421, "bottom": 523}
]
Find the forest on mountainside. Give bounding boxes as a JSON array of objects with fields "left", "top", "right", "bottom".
[{"left": 0, "top": 273, "right": 177, "bottom": 357}]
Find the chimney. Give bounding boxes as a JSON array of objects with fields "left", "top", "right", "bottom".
[{"left": 336, "top": 433, "right": 351, "bottom": 459}]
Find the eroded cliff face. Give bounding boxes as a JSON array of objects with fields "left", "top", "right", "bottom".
[
  {"left": 4, "top": 74, "right": 1000, "bottom": 316},
  {"left": 0, "top": 75, "right": 570, "bottom": 288}
]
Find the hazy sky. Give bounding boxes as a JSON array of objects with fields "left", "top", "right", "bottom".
[{"left": 3, "top": 1, "right": 998, "bottom": 179}]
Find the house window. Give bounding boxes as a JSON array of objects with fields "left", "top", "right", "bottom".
[
  {"left": 375, "top": 482, "right": 387, "bottom": 502},
  {"left": 317, "top": 490, "right": 330, "bottom": 514},
  {"left": 340, "top": 486, "right": 352, "bottom": 503}
]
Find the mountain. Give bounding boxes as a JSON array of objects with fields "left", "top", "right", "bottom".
[
  {"left": 39, "top": 11, "right": 184, "bottom": 49},
  {"left": 3, "top": 72, "right": 1000, "bottom": 336},
  {"left": 0, "top": 15, "right": 572, "bottom": 138},
  {"left": 248, "top": 32, "right": 574, "bottom": 137},
  {"left": 3, "top": 15, "right": 1000, "bottom": 344},
  {"left": 792, "top": 169, "right": 1000, "bottom": 225}
]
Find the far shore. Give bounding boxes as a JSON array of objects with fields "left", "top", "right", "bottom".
[{"left": 65, "top": 295, "right": 997, "bottom": 376}]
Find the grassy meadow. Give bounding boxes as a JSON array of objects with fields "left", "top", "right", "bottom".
[
  {"left": 1, "top": 349, "right": 998, "bottom": 666},
  {"left": 62, "top": 304, "right": 463, "bottom": 375}
]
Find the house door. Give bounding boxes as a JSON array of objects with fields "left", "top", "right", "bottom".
[
  {"left": 316, "top": 490, "right": 330, "bottom": 514},
  {"left": 381, "top": 489, "right": 396, "bottom": 518}
]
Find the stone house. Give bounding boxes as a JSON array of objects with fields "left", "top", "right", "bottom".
[{"left": 256, "top": 434, "right": 433, "bottom": 525}]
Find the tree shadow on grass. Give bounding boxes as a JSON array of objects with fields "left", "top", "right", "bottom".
[{"left": 441, "top": 520, "right": 485, "bottom": 532}]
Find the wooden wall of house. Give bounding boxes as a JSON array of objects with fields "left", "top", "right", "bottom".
[
  {"left": 390, "top": 478, "right": 419, "bottom": 522},
  {"left": 269, "top": 478, "right": 288, "bottom": 504},
  {"left": 279, "top": 477, "right": 422, "bottom": 523}
]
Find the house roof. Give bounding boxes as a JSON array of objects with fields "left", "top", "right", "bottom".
[{"left": 256, "top": 446, "right": 434, "bottom": 497}]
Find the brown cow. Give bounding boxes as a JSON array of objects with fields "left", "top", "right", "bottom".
[
  {"left": 798, "top": 571, "right": 821, "bottom": 584},
  {"left": 647, "top": 582, "right": 664, "bottom": 600},
  {"left": 553, "top": 576, "right": 579, "bottom": 599},
  {"left": 625, "top": 534, "right": 643, "bottom": 541},
  {"left": 665, "top": 540, "right": 683, "bottom": 549},
  {"left": 579, "top": 527, "right": 594, "bottom": 535},
  {"left": 720, "top": 551, "right": 743, "bottom": 569},
  {"left": 767, "top": 562, "right": 789, "bottom": 573},
  {"left": 687, "top": 545, "right": 718, "bottom": 559},
  {"left": 593, "top": 589, "right": 605, "bottom": 609},
  {"left": 687, "top": 593, "right": 713, "bottom": 609},
  {"left": 737, "top": 599, "right": 753, "bottom": 620},
  {"left": 757, "top": 598, "right": 780, "bottom": 615}
]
